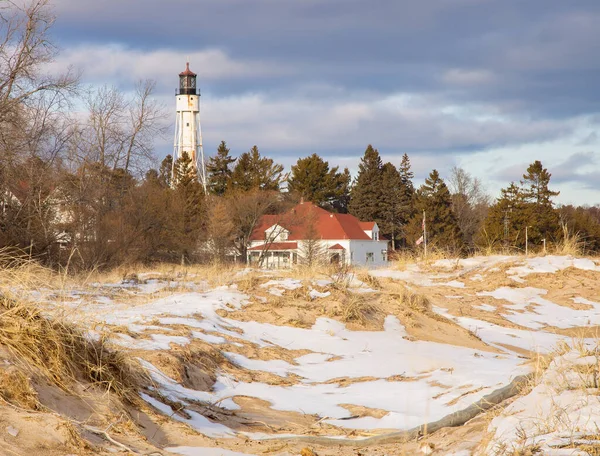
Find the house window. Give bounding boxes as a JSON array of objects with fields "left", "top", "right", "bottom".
[
  {"left": 374, "top": 231, "right": 379, "bottom": 241},
  {"left": 366, "top": 252, "right": 374, "bottom": 262},
  {"left": 280, "top": 232, "right": 288, "bottom": 241}
]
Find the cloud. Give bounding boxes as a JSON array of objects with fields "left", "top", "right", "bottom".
[
  {"left": 550, "top": 152, "right": 600, "bottom": 190},
  {"left": 196, "top": 90, "right": 573, "bottom": 156},
  {"left": 47, "top": 45, "right": 290, "bottom": 86},
  {"left": 442, "top": 69, "right": 496, "bottom": 86},
  {"left": 37, "top": 0, "right": 600, "bottom": 204}
]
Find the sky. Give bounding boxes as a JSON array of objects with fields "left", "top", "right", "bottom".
[{"left": 47, "top": 0, "right": 600, "bottom": 205}]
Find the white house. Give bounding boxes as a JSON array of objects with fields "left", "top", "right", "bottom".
[{"left": 248, "top": 202, "right": 389, "bottom": 268}]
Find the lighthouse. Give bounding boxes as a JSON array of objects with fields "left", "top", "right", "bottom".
[{"left": 172, "top": 62, "right": 207, "bottom": 192}]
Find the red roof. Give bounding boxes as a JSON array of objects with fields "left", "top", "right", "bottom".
[
  {"left": 359, "top": 221, "right": 375, "bottom": 230},
  {"left": 329, "top": 243, "right": 345, "bottom": 250},
  {"left": 250, "top": 202, "right": 375, "bottom": 242},
  {"left": 179, "top": 62, "right": 196, "bottom": 76},
  {"left": 248, "top": 242, "right": 298, "bottom": 251}
]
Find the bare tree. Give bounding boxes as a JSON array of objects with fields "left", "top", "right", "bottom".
[
  {"left": 123, "top": 80, "right": 167, "bottom": 174},
  {"left": 448, "top": 166, "right": 490, "bottom": 248},
  {"left": 298, "top": 211, "right": 327, "bottom": 267},
  {"left": 0, "top": 0, "right": 77, "bottom": 125},
  {"left": 227, "top": 189, "right": 282, "bottom": 262},
  {"left": 206, "top": 197, "right": 236, "bottom": 263},
  {"left": 77, "top": 81, "right": 166, "bottom": 173},
  {"left": 0, "top": 1, "right": 77, "bottom": 260}
]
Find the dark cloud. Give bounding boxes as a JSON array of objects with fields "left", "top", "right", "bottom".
[
  {"left": 43, "top": 0, "right": 600, "bottom": 203},
  {"left": 50, "top": 0, "right": 600, "bottom": 119}
]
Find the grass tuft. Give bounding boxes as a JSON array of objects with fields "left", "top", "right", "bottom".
[{"left": 0, "top": 294, "right": 147, "bottom": 404}]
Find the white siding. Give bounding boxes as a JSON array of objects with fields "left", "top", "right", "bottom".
[
  {"left": 248, "top": 238, "right": 388, "bottom": 268},
  {"left": 348, "top": 239, "right": 388, "bottom": 267}
]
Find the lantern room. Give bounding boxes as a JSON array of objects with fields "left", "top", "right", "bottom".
[{"left": 178, "top": 62, "right": 197, "bottom": 95}]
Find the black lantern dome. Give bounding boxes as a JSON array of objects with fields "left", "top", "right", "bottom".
[{"left": 178, "top": 62, "right": 197, "bottom": 95}]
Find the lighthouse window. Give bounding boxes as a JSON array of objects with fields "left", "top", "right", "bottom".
[{"left": 186, "top": 123, "right": 190, "bottom": 127}]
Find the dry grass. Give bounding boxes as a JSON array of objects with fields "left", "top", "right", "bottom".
[
  {"left": 0, "top": 294, "right": 147, "bottom": 404},
  {"left": 338, "top": 295, "right": 378, "bottom": 324},
  {"left": 0, "top": 366, "right": 40, "bottom": 409},
  {"left": 0, "top": 247, "right": 60, "bottom": 291},
  {"left": 383, "top": 285, "right": 431, "bottom": 314},
  {"left": 554, "top": 224, "right": 584, "bottom": 256}
]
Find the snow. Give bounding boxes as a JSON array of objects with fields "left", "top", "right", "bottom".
[
  {"left": 166, "top": 448, "right": 256, "bottom": 456},
  {"left": 507, "top": 255, "right": 599, "bottom": 277},
  {"left": 308, "top": 288, "right": 331, "bottom": 299},
  {"left": 479, "top": 286, "right": 600, "bottom": 329},
  {"left": 485, "top": 351, "right": 600, "bottom": 455},
  {"left": 475, "top": 304, "right": 496, "bottom": 312},
  {"left": 433, "top": 306, "right": 565, "bottom": 353},
  {"left": 36, "top": 254, "right": 600, "bottom": 445},
  {"left": 434, "top": 255, "right": 512, "bottom": 271},
  {"left": 111, "top": 333, "right": 190, "bottom": 350},
  {"left": 141, "top": 393, "right": 235, "bottom": 438},
  {"left": 192, "top": 331, "right": 227, "bottom": 344},
  {"left": 133, "top": 310, "right": 528, "bottom": 432},
  {"left": 371, "top": 268, "right": 465, "bottom": 288},
  {"left": 260, "top": 279, "right": 302, "bottom": 296}
]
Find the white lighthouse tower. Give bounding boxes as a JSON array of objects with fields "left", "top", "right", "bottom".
[{"left": 172, "top": 62, "right": 207, "bottom": 192}]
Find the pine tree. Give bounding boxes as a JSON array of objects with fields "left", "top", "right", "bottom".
[
  {"left": 521, "top": 160, "right": 560, "bottom": 244},
  {"left": 407, "top": 169, "right": 463, "bottom": 251},
  {"left": 331, "top": 168, "right": 351, "bottom": 214},
  {"left": 481, "top": 182, "right": 528, "bottom": 250},
  {"left": 172, "top": 152, "right": 206, "bottom": 262},
  {"left": 207, "top": 141, "right": 235, "bottom": 196},
  {"left": 348, "top": 145, "right": 384, "bottom": 223},
  {"left": 288, "top": 153, "right": 350, "bottom": 211},
  {"left": 159, "top": 154, "right": 173, "bottom": 188},
  {"left": 399, "top": 153, "right": 415, "bottom": 199},
  {"left": 379, "top": 163, "right": 403, "bottom": 249},
  {"left": 397, "top": 153, "right": 415, "bottom": 247},
  {"left": 230, "top": 146, "right": 284, "bottom": 192}
]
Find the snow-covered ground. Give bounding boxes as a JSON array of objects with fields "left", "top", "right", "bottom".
[
  {"left": 485, "top": 350, "right": 600, "bottom": 455},
  {"left": 12, "top": 254, "right": 600, "bottom": 455}
]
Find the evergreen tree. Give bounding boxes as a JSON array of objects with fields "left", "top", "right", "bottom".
[
  {"left": 521, "top": 160, "right": 560, "bottom": 244},
  {"left": 397, "top": 153, "right": 416, "bottom": 247},
  {"left": 288, "top": 153, "right": 350, "bottom": 211},
  {"left": 481, "top": 182, "right": 528, "bottom": 250},
  {"left": 399, "top": 153, "right": 415, "bottom": 200},
  {"left": 379, "top": 163, "right": 404, "bottom": 249},
  {"left": 172, "top": 152, "right": 206, "bottom": 262},
  {"left": 230, "top": 145, "right": 284, "bottom": 192},
  {"left": 159, "top": 154, "right": 173, "bottom": 188},
  {"left": 407, "top": 169, "right": 463, "bottom": 251},
  {"left": 348, "top": 145, "right": 384, "bottom": 223},
  {"left": 331, "top": 168, "right": 351, "bottom": 214},
  {"left": 207, "top": 141, "right": 235, "bottom": 196}
]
